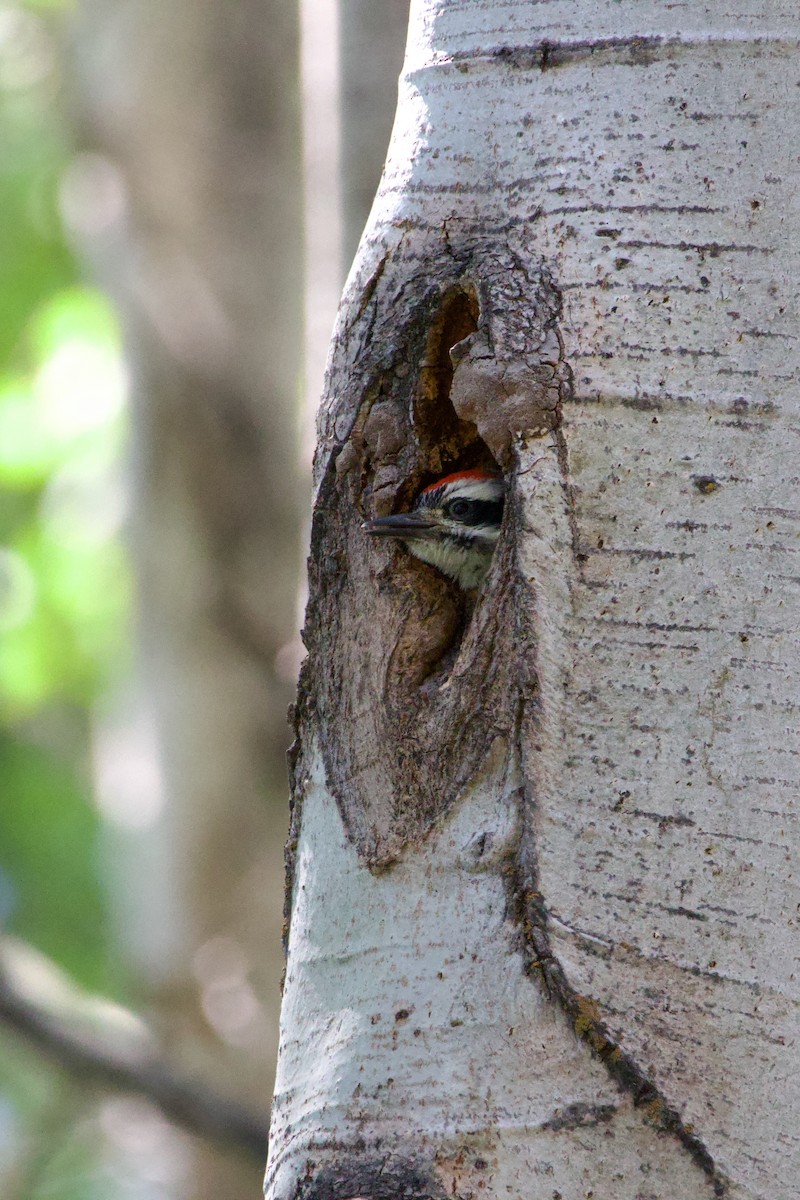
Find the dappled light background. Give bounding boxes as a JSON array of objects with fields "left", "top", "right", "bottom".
[
  {"left": 1, "top": 1, "right": 295, "bottom": 1195},
  {"left": 0, "top": 1, "right": 136, "bottom": 1194},
  {"left": 0, "top": 11, "right": 130, "bottom": 989}
]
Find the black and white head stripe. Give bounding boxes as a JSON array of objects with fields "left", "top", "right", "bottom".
[
  {"left": 362, "top": 468, "right": 505, "bottom": 589},
  {"left": 416, "top": 470, "right": 505, "bottom": 532}
]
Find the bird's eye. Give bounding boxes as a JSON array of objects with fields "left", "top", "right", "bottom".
[{"left": 448, "top": 498, "right": 473, "bottom": 519}]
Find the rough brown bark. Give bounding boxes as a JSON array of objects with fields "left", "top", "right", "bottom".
[{"left": 297, "top": 247, "right": 567, "bottom": 865}]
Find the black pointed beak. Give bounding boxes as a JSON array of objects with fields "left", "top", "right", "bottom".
[{"left": 362, "top": 512, "right": 439, "bottom": 540}]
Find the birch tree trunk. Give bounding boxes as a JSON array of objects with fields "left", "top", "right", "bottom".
[{"left": 266, "top": 2, "right": 800, "bottom": 1197}]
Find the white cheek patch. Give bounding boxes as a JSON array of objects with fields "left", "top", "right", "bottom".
[
  {"left": 471, "top": 522, "right": 501, "bottom": 543},
  {"left": 407, "top": 540, "right": 459, "bottom": 572}
]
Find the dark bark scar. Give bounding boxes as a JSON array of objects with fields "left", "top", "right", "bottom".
[{"left": 297, "top": 237, "right": 567, "bottom": 868}]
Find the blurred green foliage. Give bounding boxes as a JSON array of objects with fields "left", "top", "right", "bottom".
[
  {"left": 0, "top": 0, "right": 138, "bottom": 1191},
  {"left": 0, "top": 2, "right": 269, "bottom": 1195},
  {"left": 0, "top": 0, "right": 129, "bottom": 997}
]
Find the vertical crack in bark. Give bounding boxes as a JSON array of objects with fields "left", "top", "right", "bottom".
[
  {"left": 508, "top": 419, "right": 732, "bottom": 1195},
  {"left": 511, "top": 832, "right": 729, "bottom": 1196}
]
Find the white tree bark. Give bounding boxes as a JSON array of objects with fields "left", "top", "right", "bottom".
[
  {"left": 338, "top": 0, "right": 411, "bottom": 269},
  {"left": 267, "top": 2, "right": 800, "bottom": 1197}
]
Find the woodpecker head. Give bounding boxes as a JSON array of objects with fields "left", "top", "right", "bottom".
[{"left": 363, "top": 469, "right": 505, "bottom": 590}]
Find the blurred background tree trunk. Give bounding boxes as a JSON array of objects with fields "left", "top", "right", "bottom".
[{"left": 71, "top": 2, "right": 303, "bottom": 1196}]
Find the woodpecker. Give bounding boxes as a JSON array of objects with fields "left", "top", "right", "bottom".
[{"left": 363, "top": 468, "right": 504, "bottom": 590}]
